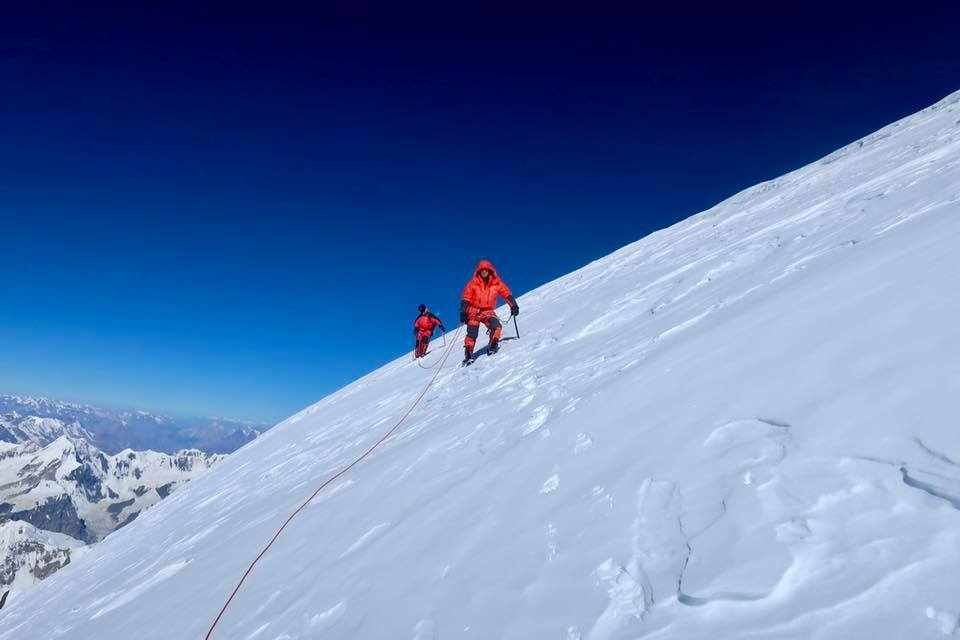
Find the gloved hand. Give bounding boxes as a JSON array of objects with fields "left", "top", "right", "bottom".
[
  {"left": 510, "top": 304, "right": 519, "bottom": 317},
  {"left": 439, "top": 325, "right": 446, "bottom": 332},
  {"left": 459, "top": 312, "right": 468, "bottom": 324}
]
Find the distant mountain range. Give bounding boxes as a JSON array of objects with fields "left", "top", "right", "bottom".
[
  {"left": 0, "top": 394, "right": 270, "bottom": 455},
  {"left": 0, "top": 435, "right": 224, "bottom": 596},
  {"left": 0, "top": 392, "right": 265, "bottom": 601},
  {"left": 0, "top": 436, "right": 225, "bottom": 542}
]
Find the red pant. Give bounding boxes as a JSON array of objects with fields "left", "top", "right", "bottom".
[
  {"left": 414, "top": 332, "right": 432, "bottom": 357},
  {"left": 464, "top": 312, "right": 502, "bottom": 351}
]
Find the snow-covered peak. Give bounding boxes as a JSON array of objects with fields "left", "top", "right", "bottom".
[
  {"left": 0, "top": 520, "right": 85, "bottom": 595},
  {"left": 1, "top": 437, "right": 225, "bottom": 544},
  {"left": 44, "top": 434, "right": 77, "bottom": 452},
  {"left": 0, "top": 415, "right": 93, "bottom": 450},
  {"left": 0, "top": 442, "right": 21, "bottom": 456},
  {"left": 2, "top": 90, "right": 960, "bottom": 637},
  {"left": 0, "top": 521, "right": 84, "bottom": 556},
  {"left": 1, "top": 396, "right": 80, "bottom": 413}
]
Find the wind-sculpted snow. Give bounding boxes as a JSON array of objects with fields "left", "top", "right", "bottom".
[{"left": 2, "top": 90, "right": 960, "bottom": 638}]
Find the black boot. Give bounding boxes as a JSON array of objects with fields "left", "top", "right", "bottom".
[
  {"left": 463, "top": 346, "right": 474, "bottom": 362},
  {"left": 488, "top": 339, "right": 500, "bottom": 354}
]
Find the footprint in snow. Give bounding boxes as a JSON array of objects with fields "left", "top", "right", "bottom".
[
  {"left": 590, "top": 486, "right": 614, "bottom": 516},
  {"left": 522, "top": 406, "right": 551, "bottom": 436},
  {"left": 540, "top": 474, "right": 560, "bottom": 494},
  {"left": 412, "top": 619, "right": 436, "bottom": 639},
  {"left": 548, "top": 385, "right": 567, "bottom": 400},
  {"left": 574, "top": 432, "right": 593, "bottom": 454},
  {"left": 926, "top": 607, "right": 960, "bottom": 635},
  {"left": 546, "top": 523, "right": 559, "bottom": 561}
]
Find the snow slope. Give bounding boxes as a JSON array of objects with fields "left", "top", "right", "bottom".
[
  {"left": 0, "top": 521, "right": 86, "bottom": 594},
  {"left": 2, "top": 90, "right": 960, "bottom": 638}
]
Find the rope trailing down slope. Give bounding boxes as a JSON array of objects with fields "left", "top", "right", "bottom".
[{"left": 204, "top": 326, "right": 463, "bottom": 639}]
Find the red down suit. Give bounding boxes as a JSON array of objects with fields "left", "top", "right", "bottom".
[
  {"left": 460, "top": 260, "right": 515, "bottom": 355},
  {"left": 413, "top": 311, "right": 443, "bottom": 358}
]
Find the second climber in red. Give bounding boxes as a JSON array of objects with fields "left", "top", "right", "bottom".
[
  {"left": 413, "top": 304, "right": 445, "bottom": 358},
  {"left": 459, "top": 259, "right": 519, "bottom": 361}
]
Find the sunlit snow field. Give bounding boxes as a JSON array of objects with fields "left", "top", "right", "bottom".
[{"left": 2, "top": 90, "right": 959, "bottom": 639}]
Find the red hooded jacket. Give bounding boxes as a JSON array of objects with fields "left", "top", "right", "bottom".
[{"left": 461, "top": 260, "right": 513, "bottom": 315}]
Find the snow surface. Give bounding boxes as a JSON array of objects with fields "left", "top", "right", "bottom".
[{"left": 2, "top": 90, "right": 960, "bottom": 638}]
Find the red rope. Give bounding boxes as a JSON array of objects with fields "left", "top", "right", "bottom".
[
  {"left": 416, "top": 350, "right": 447, "bottom": 370},
  {"left": 204, "top": 326, "right": 462, "bottom": 639},
  {"left": 416, "top": 329, "right": 452, "bottom": 369}
]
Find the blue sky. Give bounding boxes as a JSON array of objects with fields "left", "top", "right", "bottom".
[{"left": 1, "top": 4, "right": 958, "bottom": 422}]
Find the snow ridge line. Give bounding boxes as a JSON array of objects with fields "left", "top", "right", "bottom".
[{"left": 204, "top": 326, "right": 463, "bottom": 639}]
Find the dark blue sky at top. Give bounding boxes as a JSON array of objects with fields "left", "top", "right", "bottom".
[{"left": 1, "top": 3, "right": 958, "bottom": 422}]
